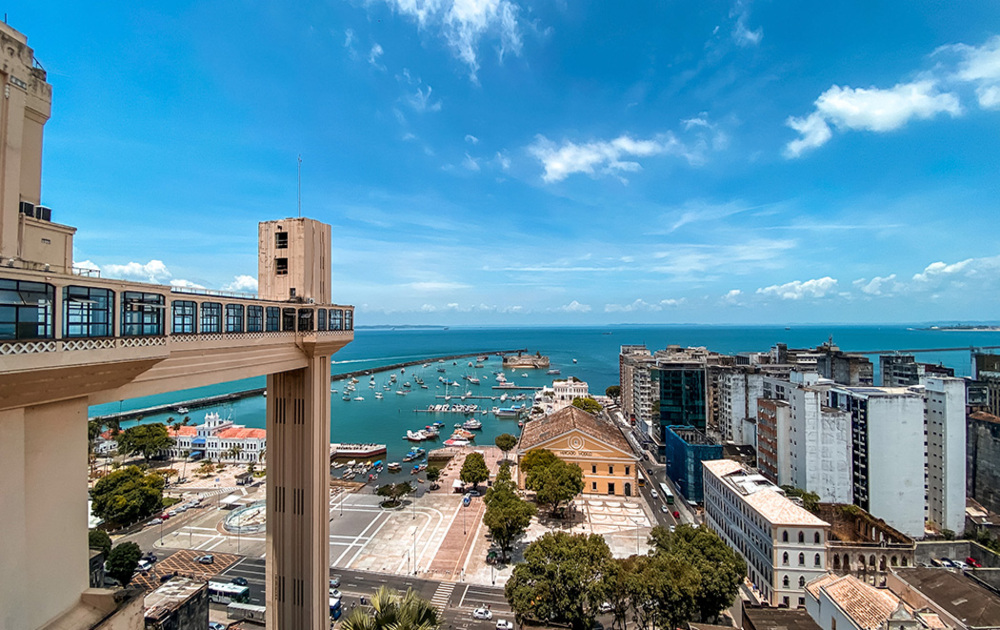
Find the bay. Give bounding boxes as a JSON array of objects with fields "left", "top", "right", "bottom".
[{"left": 89, "top": 324, "right": 1000, "bottom": 465}]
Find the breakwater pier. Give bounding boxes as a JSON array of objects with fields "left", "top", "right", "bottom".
[{"left": 88, "top": 349, "right": 528, "bottom": 422}]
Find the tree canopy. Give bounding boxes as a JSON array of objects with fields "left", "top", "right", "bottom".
[
  {"left": 459, "top": 452, "right": 489, "bottom": 488},
  {"left": 525, "top": 458, "right": 584, "bottom": 515},
  {"left": 376, "top": 482, "right": 414, "bottom": 507},
  {"left": 115, "top": 423, "right": 174, "bottom": 464},
  {"left": 494, "top": 433, "right": 518, "bottom": 457},
  {"left": 605, "top": 385, "right": 621, "bottom": 399},
  {"left": 505, "top": 532, "right": 612, "bottom": 630},
  {"left": 341, "top": 585, "right": 440, "bottom": 630},
  {"left": 88, "top": 529, "right": 112, "bottom": 558},
  {"left": 781, "top": 485, "right": 820, "bottom": 512},
  {"left": 106, "top": 541, "right": 142, "bottom": 586},
  {"left": 648, "top": 524, "right": 746, "bottom": 622},
  {"left": 571, "top": 397, "right": 602, "bottom": 414},
  {"left": 484, "top": 462, "right": 536, "bottom": 561},
  {"left": 519, "top": 448, "right": 558, "bottom": 476},
  {"left": 90, "top": 465, "right": 165, "bottom": 527}
]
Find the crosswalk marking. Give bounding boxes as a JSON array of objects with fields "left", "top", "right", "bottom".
[{"left": 430, "top": 582, "right": 456, "bottom": 610}]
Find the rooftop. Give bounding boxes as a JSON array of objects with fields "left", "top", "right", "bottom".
[
  {"left": 143, "top": 577, "right": 205, "bottom": 620},
  {"left": 743, "top": 606, "right": 822, "bottom": 630},
  {"left": 892, "top": 567, "right": 1000, "bottom": 628},
  {"left": 518, "top": 405, "right": 632, "bottom": 454},
  {"left": 807, "top": 573, "right": 900, "bottom": 630},
  {"left": 703, "top": 459, "right": 829, "bottom": 527}
]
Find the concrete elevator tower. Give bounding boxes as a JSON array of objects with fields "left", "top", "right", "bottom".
[{"left": 0, "top": 22, "right": 353, "bottom": 629}]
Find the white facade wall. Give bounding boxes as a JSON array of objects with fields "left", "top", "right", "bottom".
[
  {"left": 774, "top": 402, "right": 793, "bottom": 486},
  {"left": 790, "top": 387, "right": 852, "bottom": 503},
  {"left": 866, "top": 394, "right": 926, "bottom": 538},
  {"left": 924, "top": 377, "right": 967, "bottom": 534}
]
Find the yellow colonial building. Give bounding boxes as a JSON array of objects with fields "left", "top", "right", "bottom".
[{"left": 517, "top": 406, "right": 640, "bottom": 497}]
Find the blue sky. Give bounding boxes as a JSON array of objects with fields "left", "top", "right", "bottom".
[{"left": 12, "top": 1, "right": 1000, "bottom": 325}]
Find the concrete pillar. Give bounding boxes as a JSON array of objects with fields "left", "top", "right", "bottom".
[
  {"left": 265, "top": 356, "right": 331, "bottom": 630},
  {"left": 0, "top": 397, "right": 88, "bottom": 629}
]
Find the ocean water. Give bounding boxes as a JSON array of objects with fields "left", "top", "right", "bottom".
[{"left": 89, "top": 325, "right": 1000, "bottom": 464}]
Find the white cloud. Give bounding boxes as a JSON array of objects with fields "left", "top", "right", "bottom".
[
  {"left": 463, "top": 153, "right": 481, "bottom": 172},
  {"left": 169, "top": 279, "right": 205, "bottom": 289},
  {"left": 103, "top": 260, "right": 172, "bottom": 283},
  {"left": 494, "top": 151, "right": 511, "bottom": 171},
  {"left": 557, "top": 300, "right": 592, "bottom": 313},
  {"left": 604, "top": 298, "right": 685, "bottom": 313},
  {"left": 224, "top": 275, "right": 259, "bottom": 293},
  {"left": 376, "top": 0, "right": 524, "bottom": 81},
  {"left": 369, "top": 43, "right": 385, "bottom": 69},
  {"left": 403, "top": 281, "right": 472, "bottom": 291},
  {"left": 722, "top": 289, "right": 742, "bottom": 304},
  {"left": 853, "top": 274, "right": 897, "bottom": 296},
  {"left": 465, "top": 134, "right": 479, "bottom": 144},
  {"left": 785, "top": 81, "right": 960, "bottom": 157},
  {"left": 660, "top": 298, "right": 684, "bottom": 307},
  {"left": 942, "top": 35, "right": 1000, "bottom": 108},
  {"left": 73, "top": 259, "right": 101, "bottom": 273},
  {"left": 756, "top": 277, "right": 838, "bottom": 300},
  {"left": 730, "top": 1, "right": 762, "bottom": 47},
  {"left": 406, "top": 85, "right": 442, "bottom": 113},
  {"left": 529, "top": 133, "right": 693, "bottom": 183},
  {"left": 344, "top": 29, "right": 355, "bottom": 48}
]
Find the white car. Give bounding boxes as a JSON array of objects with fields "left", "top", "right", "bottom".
[
  {"left": 650, "top": 490, "right": 659, "bottom": 499},
  {"left": 473, "top": 607, "right": 493, "bottom": 620},
  {"left": 329, "top": 588, "right": 342, "bottom": 599},
  {"left": 599, "top": 602, "right": 613, "bottom": 613},
  {"left": 496, "top": 620, "right": 514, "bottom": 630}
]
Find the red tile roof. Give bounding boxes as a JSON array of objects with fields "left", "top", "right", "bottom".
[{"left": 217, "top": 428, "right": 266, "bottom": 439}]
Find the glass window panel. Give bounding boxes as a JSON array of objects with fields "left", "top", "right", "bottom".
[
  {"left": 297, "top": 308, "right": 313, "bottom": 332},
  {"left": 171, "top": 300, "right": 197, "bottom": 334},
  {"left": 225, "top": 304, "right": 244, "bottom": 333},
  {"left": 64, "top": 286, "right": 114, "bottom": 338},
  {"left": 265, "top": 306, "right": 280, "bottom": 332},
  {"left": 121, "top": 291, "right": 164, "bottom": 337},
  {"left": 247, "top": 305, "right": 263, "bottom": 332},
  {"left": 200, "top": 302, "right": 222, "bottom": 333}
]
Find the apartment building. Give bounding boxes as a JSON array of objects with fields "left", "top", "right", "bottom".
[
  {"left": 619, "top": 344, "right": 650, "bottom": 422},
  {"left": 922, "top": 377, "right": 966, "bottom": 535},
  {"left": 703, "top": 459, "right": 829, "bottom": 608},
  {"left": 880, "top": 354, "right": 955, "bottom": 387}
]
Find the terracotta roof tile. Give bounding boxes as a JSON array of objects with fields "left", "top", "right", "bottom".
[
  {"left": 517, "top": 406, "right": 631, "bottom": 454},
  {"left": 811, "top": 574, "right": 900, "bottom": 630}
]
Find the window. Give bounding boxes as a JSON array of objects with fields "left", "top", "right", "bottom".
[
  {"left": 592, "top": 482, "right": 597, "bottom": 491},
  {"left": 344, "top": 309, "right": 353, "bottom": 330},
  {"left": 782, "top": 552, "right": 789, "bottom": 565},
  {"left": 814, "top": 553, "right": 821, "bottom": 567},
  {"left": 297, "top": 308, "right": 313, "bottom": 332},
  {"left": 225, "top": 304, "right": 244, "bottom": 333},
  {"left": 625, "top": 466, "right": 630, "bottom": 475},
  {"left": 265, "top": 307, "right": 280, "bottom": 332},
  {"left": 317, "top": 308, "right": 327, "bottom": 331},
  {"left": 247, "top": 305, "right": 263, "bottom": 332},
  {"left": 282, "top": 308, "right": 296, "bottom": 331},
  {"left": 814, "top": 532, "right": 821, "bottom": 544},
  {"left": 200, "top": 302, "right": 222, "bottom": 333},
  {"left": 798, "top": 576, "right": 806, "bottom": 588},
  {"left": 592, "top": 465, "right": 597, "bottom": 474},
  {"left": 609, "top": 465, "right": 614, "bottom": 474},
  {"left": 121, "top": 291, "right": 165, "bottom": 336},
  {"left": 782, "top": 576, "right": 789, "bottom": 588},
  {"left": 798, "top": 553, "right": 805, "bottom": 566},
  {"left": 171, "top": 300, "right": 196, "bottom": 335},
  {"left": 782, "top": 531, "right": 789, "bottom": 542},
  {"left": 798, "top": 531, "right": 804, "bottom": 543},
  {"left": 275, "top": 258, "right": 288, "bottom": 275},
  {"left": 782, "top": 597, "right": 789, "bottom": 608},
  {"left": 798, "top": 597, "right": 805, "bottom": 608},
  {"left": 0, "top": 279, "right": 54, "bottom": 340},
  {"left": 607, "top": 483, "right": 615, "bottom": 495},
  {"left": 329, "top": 309, "right": 343, "bottom": 331},
  {"left": 275, "top": 231, "right": 288, "bottom": 249},
  {"left": 65, "top": 286, "right": 114, "bottom": 338}
]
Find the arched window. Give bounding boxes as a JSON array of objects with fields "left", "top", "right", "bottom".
[
  {"left": 814, "top": 532, "right": 821, "bottom": 544},
  {"left": 783, "top": 576, "right": 790, "bottom": 588},
  {"left": 833, "top": 555, "right": 841, "bottom": 570},
  {"left": 782, "top": 530, "right": 789, "bottom": 542},
  {"left": 783, "top": 552, "right": 789, "bottom": 565},
  {"left": 891, "top": 556, "right": 898, "bottom": 567},
  {"left": 815, "top": 553, "right": 821, "bottom": 567},
  {"left": 798, "top": 553, "right": 805, "bottom": 566},
  {"left": 798, "top": 531, "right": 805, "bottom": 543},
  {"left": 799, "top": 576, "right": 806, "bottom": 588},
  {"left": 901, "top": 557, "right": 908, "bottom": 567}
]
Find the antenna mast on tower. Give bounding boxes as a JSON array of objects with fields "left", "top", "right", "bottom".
[{"left": 297, "top": 155, "right": 302, "bottom": 218}]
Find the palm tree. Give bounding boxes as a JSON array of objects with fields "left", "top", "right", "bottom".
[{"left": 341, "top": 586, "right": 440, "bottom": 630}]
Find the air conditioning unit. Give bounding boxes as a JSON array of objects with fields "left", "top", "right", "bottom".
[
  {"left": 19, "top": 200, "right": 35, "bottom": 217},
  {"left": 35, "top": 206, "right": 52, "bottom": 221}
]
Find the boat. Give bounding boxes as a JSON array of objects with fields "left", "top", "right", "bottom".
[
  {"left": 342, "top": 395, "right": 351, "bottom": 401},
  {"left": 421, "top": 384, "right": 428, "bottom": 389},
  {"left": 572, "top": 358, "right": 578, "bottom": 363},
  {"left": 403, "top": 382, "right": 412, "bottom": 388},
  {"left": 518, "top": 420, "right": 524, "bottom": 428},
  {"left": 342, "top": 471, "right": 357, "bottom": 480},
  {"left": 406, "top": 429, "right": 428, "bottom": 442},
  {"left": 468, "top": 377, "right": 481, "bottom": 385},
  {"left": 176, "top": 407, "right": 189, "bottom": 414},
  {"left": 477, "top": 355, "right": 489, "bottom": 362},
  {"left": 375, "top": 392, "right": 383, "bottom": 399},
  {"left": 468, "top": 362, "right": 474, "bottom": 367},
  {"left": 411, "top": 463, "right": 427, "bottom": 474},
  {"left": 423, "top": 363, "right": 431, "bottom": 368},
  {"left": 547, "top": 369, "right": 560, "bottom": 375},
  {"left": 353, "top": 396, "right": 364, "bottom": 401},
  {"left": 463, "top": 418, "right": 482, "bottom": 430},
  {"left": 443, "top": 438, "right": 470, "bottom": 447},
  {"left": 387, "top": 462, "right": 401, "bottom": 472},
  {"left": 396, "top": 390, "right": 408, "bottom": 396},
  {"left": 521, "top": 373, "right": 528, "bottom": 377},
  {"left": 331, "top": 462, "right": 344, "bottom": 469},
  {"left": 437, "top": 367, "right": 446, "bottom": 373},
  {"left": 331, "top": 388, "right": 338, "bottom": 393},
  {"left": 452, "top": 428, "right": 474, "bottom": 439}
]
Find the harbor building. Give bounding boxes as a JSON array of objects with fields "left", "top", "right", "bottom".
[
  {"left": 517, "top": 405, "right": 639, "bottom": 497},
  {"left": 535, "top": 377, "right": 591, "bottom": 415},
  {"left": 828, "top": 387, "right": 925, "bottom": 538},
  {"left": 0, "top": 22, "right": 353, "bottom": 629},
  {"left": 166, "top": 412, "right": 267, "bottom": 463},
  {"left": 703, "top": 459, "right": 829, "bottom": 608}
]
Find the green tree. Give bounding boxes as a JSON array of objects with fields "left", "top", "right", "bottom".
[
  {"left": 627, "top": 553, "right": 701, "bottom": 630},
  {"left": 90, "top": 466, "right": 165, "bottom": 527},
  {"left": 340, "top": 585, "right": 440, "bottom": 630},
  {"left": 484, "top": 462, "right": 536, "bottom": 561},
  {"left": 459, "top": 452, "right": 489, "bottom": 489},
  {"left": 605, "top": 385, "right": 621, "bottom": 399},
  {"left": 88, "top": 529, "right": 112, "bottom": 558},
  {"left": 105, "top": 541, "right": 142, "bottom": 587},
  {"left": 571, "top": 397, "right": 602, "bottom": 414},
  {"left": 526, "top": 459, "right": 584, "bottom": 515},
  {"left": 600, "top": 556, "right": 636, "bottom": 630},
  {"left": 781, "top": 485, "right": 820, "bottom": 512},
  {"left": 376, "top": 482, "right": 414, "bottom": 508},
  {"left": 425, "top": 466, "right": 442, "bottom": 489},
  {"left": 88, "top": 419, "right": 103, "bottom": 455},
  {"left": 505, "top": 532, "right": 611, "bottom": 630},
  {"left": 494, "top": 433, "right": 518, "bottom": 460},
  {"left": 115, "top": 423, "right": 174, "bottom": 464},
  {"left": 519, "top": 448, "right": 558, "bottom": 477},
  {"left": 648, "top": 524, "right": 746, "bottom": 622}
]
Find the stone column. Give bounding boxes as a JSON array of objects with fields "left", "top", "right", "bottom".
[
  {"left": 265, "top": 355, "right": 331, "bottom": 630},
  {"left": 0, "top": 397, "right": 88, "bottom": 629}
]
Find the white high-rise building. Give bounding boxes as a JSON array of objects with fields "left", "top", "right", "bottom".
[
  {"left": 828, "top": 386, "right": 926, "bottom": 537},
  {"left": 922, "top": 376, "right": 967, "bottom": 535},
  {"left": 787, "top": 373, "right": 852, "bottom": 504}
]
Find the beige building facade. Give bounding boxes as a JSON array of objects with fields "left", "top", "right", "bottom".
[
  {"left": 517, "top": 406, "right": 639, "bottom": 497},
  {"left": 0, "top": 22, "right": 352, "bottom": 630}
]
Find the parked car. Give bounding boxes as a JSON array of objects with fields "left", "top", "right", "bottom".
[
  {"left": 142, "top": 552, "right": 157, "bottom": 564},
  {"left": 231, "top": 577, "right": 248, "bottom": 586},
  {"left": 160, "top": 513, "right": 170, "bottom": 520},
  {"left": 473, "top": 607, "right": 493, "bottom": 620},
  {"left": 967, "top": 557, "right": 982, "bottom": 568},
  {"left": 496, "top": 620, "right": 514, "bottom": 630},
  {"left": 599, "top": 602, "right": 613, "bottom": 613},
  {"left": 329, "top": 588, "right": 342, "bottom": 600},
  {"left": 209, "top": 622, "right": 226, "bottom": 630},
  {"left": 939, "top": 557, "right": 955, "bottom": 567},
  {"left": 329, "top": 575, "right": 341, "bottom": 588},
  {"left": 135, "top": 560, "right": 152, "bottom": 574},
  {"left": 196, "top": 554, "right": 215, "bottom": 565},
  {"left": 463, "top": 495, "right": 472, "bottom": 507},
  {"left": 468, "top": 489, "right": 482, "bottom": 497},
  {"left": 953, "top": 560, "right": 970, "bottom": 569},
  {"left": 147, "top": 517, "right": 163, "bottom": 526}
]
